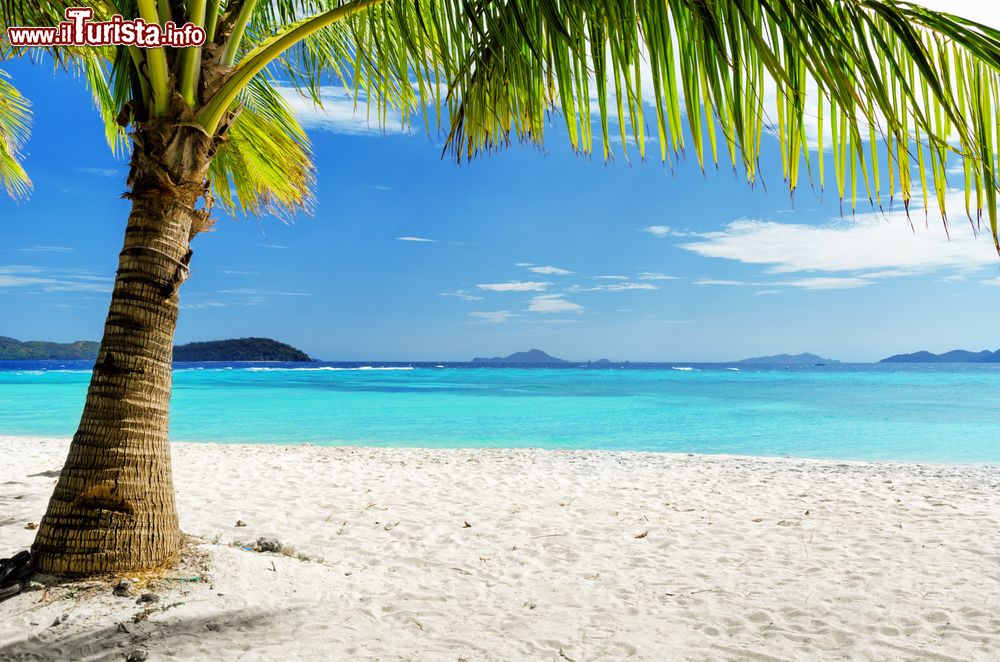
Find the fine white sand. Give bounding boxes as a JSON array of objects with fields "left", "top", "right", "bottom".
[{"left": 2, "top": 436, "right": 1000, "bottom": 661}]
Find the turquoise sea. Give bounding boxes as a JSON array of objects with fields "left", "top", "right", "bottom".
[{"left": 1, "top": 360, "right": 999, "bottom": 464}]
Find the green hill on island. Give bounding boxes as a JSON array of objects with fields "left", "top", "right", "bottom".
[
  {"left": 880, "top": 349, "right": 1000, "bottom": 363},
  {"left": 173, "top": 338, "right": 312, "bottom": 361},
  {"left": 472, "top": 349, "right": 568, "bottom": 364},
  {"left": 736, "top": 353, "right": 840, "bottom": 365},
  {"left": 0, "top": 336, "right": 100, "bottom": 360},
  {"left": 0, "top": 336, "right": 311, "bottom": 362}
]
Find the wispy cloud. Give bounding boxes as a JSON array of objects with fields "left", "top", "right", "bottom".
[
  {"left": 279, "top": 86, "right": 409, "bottom": 136},
  {"left": 642, "top": 225, "right": 673, "bottom": 237},
  {"left": 397, "top": 236, "right": 437, "bottom": 243},
  {"left": 222, "top": 269, "right": 261, "bottom": 276},
  {"left": 527, "top": 294, "right": 583, "bottom": 313},
  {"left": 441, "top": 290, "right": 484, "bottom": 301},
  {"left": 0, "top": 265, "right": 111, "bottom": 293},
  {"left": 594, "top": 275, "right": 628, "bottom": 280},
  {"left": 469, "top": 311, "right": 517, "bottom": 323},
  {"left": 75, "top": 167, "right": 120, "bottom": 177},
  {"left": 754, "top": 290, "right": 784, "bottom": 296},
  {"left": 217, "top": 289, "right": 311, "bottom": 296},
  {"left": 780, "top": 276, "right": 874, "bottom": 290},
  {"left": 17, "top": 245, "right": 74, "bottom": 253},
  {"left": 637, "top": 272, "right": 679, "bottom": 281},
  {"left": 520, "top": 264, "right": 573, "bottom": 275},
  {"left": 259, "top": 244, "right": 289, "bottom": 250},
  {"left": 693, "top": 279, "right": 746, "bottom": 286},
  {"left": 569, "top": 283, "right": 658, "bottom": 292},
  {"left": 477, "top": 281, "right": 549, "bottom": 292},
  {"left": 182, "top": 300, "right": 258, "bottom": 310}
]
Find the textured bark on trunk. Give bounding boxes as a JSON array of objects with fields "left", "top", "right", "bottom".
[{"left": 32, "top": 119, "right": 214, "bottom": 575}]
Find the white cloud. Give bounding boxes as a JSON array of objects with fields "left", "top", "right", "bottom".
[
  {"left": 217, "top": 289, "right": 310, "bottom": 296},
  {"left": 477, "top": 281, "right": 549, "bottom": 292},
  {"left": 781, "top": 277, "right": 874, "bottom": 290},
  {"left": 279, "top": 86, "right": 409, "bottom": 136},
  {"left": 643, "top": 225, "right": 673, "bottom": 237},
  {"left": 441, "top": 290, "right": 483, "bottom": 301},
  {"left": 469, "top": 311, "right": 517, "bottom": 323},
  {"left": 397, "top": 236, "right": 437, "bottom": 243},
  {"left": 222, "top": 269, "right": 260, "bottom": 275},
  {"left": 75, "top": 167, "right": 119, "bottom": 177},
  {"left": 527, "top": 294, "right": 583, "bottom": 313},
  {"left": 524, "top": 265, "right": 573, "bottom": 275},
  {"left": 259, "top": 244, "right": 289, "bottom": 249},
  {"left": 754, "top": 290, "right": 783, "bottom": 296},
  {"left": 0, "top": 265, "right": 111, "bottom": 293},
  {"left": 637, "top": 272, "right": 679, "bottom": 281},
  {"left": 679, "top": 192, "right": 998, "bottom": 277},
  {"left": 693, "top": 279, "right": 746, "bottom": 286},
  {"left": 182, "top": 300, "right": 260, "bottom": 310},
  {"left": 570, "top": 283, "right": 658, "bottom": 292},
  {"left": 18, "top": 246, "right": 73, "bottom": 253},
  {"left": 594, "top": 275, "right": 628, "bottom": 280}
]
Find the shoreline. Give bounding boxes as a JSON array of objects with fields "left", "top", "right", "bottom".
[
  {"left": 3, "top": 436, "right": 1000, "bottom": 660},
  {"left": 3, "top": 434, "right": 999, "bottom": 471}
]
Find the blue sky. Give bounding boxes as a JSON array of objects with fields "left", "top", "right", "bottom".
[{"left": 4, "top": 6, "right": 1000, "bottom": 362}]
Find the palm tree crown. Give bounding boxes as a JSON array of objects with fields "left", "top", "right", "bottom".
[{"left": 2, "top": 0, "right": 1000, "bottom": 242}]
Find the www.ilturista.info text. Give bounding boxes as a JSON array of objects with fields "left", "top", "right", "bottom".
[{"left": 6, "top": 8, "right": 206, "bottom": 48}]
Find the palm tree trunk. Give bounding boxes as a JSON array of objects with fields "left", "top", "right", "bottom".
[{"left": 31, "top": 120, "right": 214, "bottom": 575}]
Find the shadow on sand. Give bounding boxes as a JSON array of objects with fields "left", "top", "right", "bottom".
[{"left": 1, "top": 605, "right": 290, "bottom": 661}]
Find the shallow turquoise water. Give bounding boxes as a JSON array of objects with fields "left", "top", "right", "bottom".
[{"left": 2, "top": 361, "right": 999, "bottom": 463}]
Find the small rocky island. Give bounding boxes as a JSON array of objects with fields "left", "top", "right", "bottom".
[
  {"left": 736, "top": 352, "right": 840, "bottom": 365},
  {"left": 472, "top": 349, "right": 568, "bottom": 364},
  {"left": 0, "top": 336, "right": 311, "bottom": 362}
]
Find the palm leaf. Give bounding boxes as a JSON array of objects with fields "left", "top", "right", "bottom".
[
  {"left": 208, "top": 73, "right": 315, "bottom": 219},
  {"left": 0, "top": 68, "right": 32, "bottom": 199}
]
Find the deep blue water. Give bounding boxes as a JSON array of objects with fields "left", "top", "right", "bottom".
[{"left": 1, "top": 360, "right": 999, "bottom": 463}]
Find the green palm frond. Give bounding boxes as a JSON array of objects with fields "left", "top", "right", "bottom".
[
  {"left": 206, "top": 0, "right": 1000, "bottom": 245},
  {"left": 0, "top": 68, "right": 32, "bottom": 199},
  {"left": 208, "top": 73, "right": 315, "bottom": 219},
  {"left": 8, "top": 0, "right": 1000, "bottom": 247}
]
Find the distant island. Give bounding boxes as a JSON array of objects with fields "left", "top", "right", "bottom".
[
  {"left": 472, "top": 349, "right": 568, "bottom": 364},
  {"left": 0, "top": 336, "right": 311, "bottom": 362},
  {"left": 174, "top": 338, "right": 312, "bottom": 362},
  {"left": 0, "top": 336, "right": 99, "bottom": 360},
  {"left": 736, "top": 353, "right": 841, "bottom": 365},
  {"left": 880, "top": 349, "right": 1000, "bottom": 363}
]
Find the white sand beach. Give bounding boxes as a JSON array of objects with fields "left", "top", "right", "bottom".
[{"left": 2, "top": 436, "right": 999, "bottom": 661}]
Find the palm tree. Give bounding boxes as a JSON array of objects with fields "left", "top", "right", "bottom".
[{"left": 2, "top": 0, "right": 1000, "bottom": 575}]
